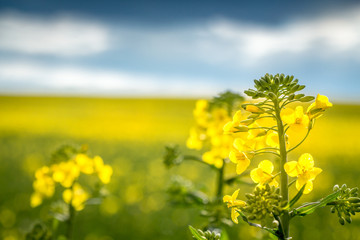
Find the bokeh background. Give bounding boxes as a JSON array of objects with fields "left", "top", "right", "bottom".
[{"left": 0, "top": 0, "right": 360, "bottom": 239}]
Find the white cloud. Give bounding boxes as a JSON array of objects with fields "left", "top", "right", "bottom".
[
  {"left": 111, "top": 6, "right": 360, "bottom": 65},
  {"left": 0, "top": 61, "right": 221, "bottom": 96},
  {"left": 0, "top": 12, "right": 110, "bottom": 56}
]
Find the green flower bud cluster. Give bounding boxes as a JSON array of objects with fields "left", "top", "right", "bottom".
[
  {"left": 25, "top": 223, "right": 52, "bottom": 240},
  {"left": 163, "top": 145, "right": 183, "bottom": 168},
  {"left": 330, "top": 184, "right": 360, "bottom": 225},
  {"left": 244, "top": 73, "right": 314, "bottom": 102},
  {"left": 167, "top": 176, "right": 209, "bottom": 206},
  {"left": 195, "top": 229, "right": 221, "bottom": 240},
  {"left": 210, "top": 90, "right": 244, "bottom": 113},
  {"left": 242, "top": 184, "right": 285, "bottom": 220}
]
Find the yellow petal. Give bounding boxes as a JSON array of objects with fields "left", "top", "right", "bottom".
[
  {"left": 236, "top": 158, "right": 250, "bottom": 175},
  {"left": 296, "top": 180, "right": 313, "bottom": 194},
  {"left": 231, "top": 207, "right": 240, "bottom": 224},
  {"left": 298, "top": 153, "right": 314, "bottom": 170},
  {"left": 266, "top": 132, "right": 279, "bottom": 148},
  {"left": 270, "top": 179, "right": 279, "bottom": 188},
  {"left": 284, "top": 161, "right": 298, "bottom": 177},
  {"left": 233, "top": 200, "right": 246, "bottom": 207},
  {"left": 309, "top": 167, "right": 322, "bottom": 180},
  {"left": 232, "top": 189, "right": 240, "bottom": 202},
  {"left": 250, "top": 168, "right": 261, "bottom": 183},
  {"left": 258, "top": 160, "right": 274, "bottom": 174},
  {"left": 307, "top": 102, "right": 316, "bottom": 113},
  {"left": 223, "top": 195, "right": 232, "bottom": 203},
  {"left": 281, "top": 108, "right": 295, "bottom": 125},
  {"left": 316, "top": 94, "right": 333, "bottom": 109}
]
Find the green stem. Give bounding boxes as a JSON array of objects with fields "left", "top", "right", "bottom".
[
  {"left": 274, "top": 101, "right": 290, "bottom": 239},
  {"left": 216, "top": 160, "right": 225, "bottom": 198},
  {"left": 66, "top": 200, "right": 75, "bottom": 240}
]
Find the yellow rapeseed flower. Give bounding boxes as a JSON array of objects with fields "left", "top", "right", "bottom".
[
  {"left": 250, "top": 160, "right": 278, "bottom": 187},
  {"left": 93, "top": 156, "right": 113, "bottom": 184},
  {"left": 62, "top": 183, "right": 89, "bottom": 211},
  {"left": 229, "top": 149, "right": 251, "bottom": 174},
  {"left": 223, "top": 189, "right": 246, "bottom": 224},
  {"left": 281, "top": 106, "right": 309, "bottom": 130},
  {"left": 75, "top": 154, "right": 94, "bottom": 174},
  {"left": 52, "top": 161, "right": 80, "bottom": 188},
  {"left": 284, "top": 153, "right": 322, "bottom": 194},
  {"left": 307, "top": 94, "right": 333, "bottom": 119}
]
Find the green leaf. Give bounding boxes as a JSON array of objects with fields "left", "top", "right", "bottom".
[
  {"left": 289, "top": 184, "right": 306, "bottom": 208},
  {"left": 188, "top": 226, "right": 206, "bottom": 240},
  {"left": 293, "top": 190, "right": 341, "bottom": 216}
]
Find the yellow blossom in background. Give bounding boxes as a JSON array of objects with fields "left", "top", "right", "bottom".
[
  {"left": 75, "top": 153, "right": 94, "bottom": 174},
  {"left": 63, "top": 183, "right": 89, "bottom": 211},
  {"left": 30, "top": 151, "right": 112, "bottom": 210},
  {"left": 187, "top": 99, "right": 236, "bottom": 168},
  {"left": 223, "top": 189, "right": 246, "bottom": 224},
  {"left": 284, "top": 153, "right": 322, "bottom": 194},
  {"left": 250, "top": 160, "right": 278, "bottom": 187},
  {"left": 186, "top": 127, "right": 205, "bottom": 150},
  {"left": 193, "top": 100, "right": 210, "bottom": 128},
  {"left": 31, "top": 166, "right": 55, "bottom": 207},
  {"left": 52, "top": 161, "right": 80, "bottom": 188},
  {"left": 94, "top": 156, "right": 113, "bottom": 184},
  {"left": 202, "top": 149, "right": 224, "bottom": 168}
]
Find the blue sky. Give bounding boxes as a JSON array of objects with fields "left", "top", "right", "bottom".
[{"left": 0, "top": 0, "right": 360, "bottom": 101}]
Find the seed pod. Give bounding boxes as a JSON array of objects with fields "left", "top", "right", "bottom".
[
  {"left": 330, "top": 206, "right": 336, "bottom": 213},
  {"left": 345, "top": 215, "right": 352, "bottom": 224},
  {"left": 348, "top": 197, "right": 360, "bottom": 203},
  {"left": 339, "top": 217, "right": 345, "bottom": 225},
  {"left": 288, "top": 94, "right": 295, "bottom": 100},
  {"left": 350, "top": 187, "right": 358, "bottom": 195}
]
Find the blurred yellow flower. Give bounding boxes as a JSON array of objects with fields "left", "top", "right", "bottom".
[
  {"left": 63, "top": 183, "right": 89, "bottom": 211},
  {"left": 223, "top": 189, "right": 246, "bottom": 224},
  {"left": 203, "top": 150, "right": 224, "bottom": 168},
  {"left": 284, "top": 153, "right": 322, "bottom": 194},
  {"left": 52, "top": 161, "right": 80, "bottom": 188},
  {"left": 94, "top": 156, "right": 113, "bottom": 184},
  {"left": 75, "top": 153, "right": 94, "bottom": 174},
  {"left": 250, "top": 160, "right": 278, "bottom": 187}
]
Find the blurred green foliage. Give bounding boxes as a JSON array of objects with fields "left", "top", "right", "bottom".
[{"left": 0, "top": 96, "right": 359, "bottom": 239}]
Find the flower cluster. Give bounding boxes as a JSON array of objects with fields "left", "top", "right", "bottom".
[
  {"left": 30, "top": 152, "right": 113, "bottom": 211},
  {"left": 186, "top": 99, "right": 233, "bottom": 168},
  {"left": 222, "top": 74, "right": 333, "bottom": 231}
]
